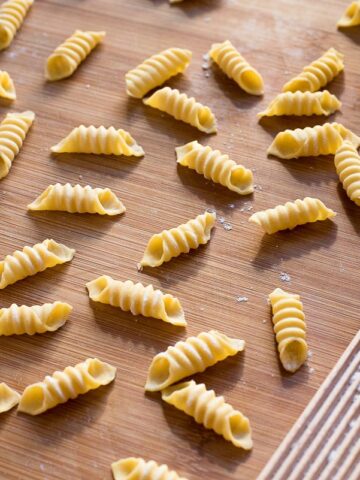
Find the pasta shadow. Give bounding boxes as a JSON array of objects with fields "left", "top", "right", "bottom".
[
  {"left": 337, "top": 27, "right": 360, "bottom": 46},
  {"left": 337, "top": 183, "right": 360, "bottom": 235}
]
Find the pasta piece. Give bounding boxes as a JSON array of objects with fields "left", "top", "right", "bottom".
[
  {"left": 0, "top": 239, "right": 75, "bottom": 289},
  {"left": 46, "top": 30, "right": 105, "bottom": 81},
  {"left": 176, "top": 140, "right": 254, "bottom": 195},
  {"left": 0, "top": 383, "right": 20, "bottom": 413},
  {"left": 0, "top": 0, "right": 33, "bottom": 50},
  {"left": 258, "top": 91, "right": 341, "bottom": 118},
  {"left": 0, "top": 70, "right": 16, "bottom": 100},
  {"left": 145, "top": 330, "right": 245, "bottom": 391},
  {"left": 337, "top": 1, "right": 360, "bottom": 27},
  {"left": 209, "top": 40, "right": 264, "bottom": 95},
  {"left": 269, "top": 288, "right": 307, "bottom": 373},
  {"left": 282, "top": 48, "right": 344, "bottom": 93},
  {"left": 267, "top": 123, "right": 360, "bottom": 159},
  {"left": 162, "top": 380, "right": 253, "bottom": 450},
  {"left": 0, "top": 110, "right": 35, "bottom": 179},
  {"left": 143, "top": 87, "right": 217, "bottom": 134},
  {"left": 86, "top": 275, "right": 186, "bottom": 326},
  {"left": 51, "top": 125, "right": 144, "bottom": 157},
  {"left": 126, "top": 47, "right": 192, "bottom": 98},
  {"left": 0, "top": 302, "right": 72, "bottom": 336},
  {"left": 334, "top": 141, "right": 360, "bottom": 206},
  {"left": 139, "top": 211, "right": 216, "bottom": 268},
  {"left": 249, "top": 197, "right": 336, "bottom": 234},
  {"left": 111, "top": 458, "right": 188, "bottom": 480},
  {"left": 18, "top": 358, "right": 116, "bottom": 415},
  {"left": 28, "top": 183, "right": 126, "bottom": 215}
]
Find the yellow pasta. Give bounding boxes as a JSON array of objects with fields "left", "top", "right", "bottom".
[
  {"left": 0, "top": 0, "right": 33, "bottom": 50},
  {"left": 258, "top": 91, "right": 341, "bottom": 118},
  {"left": 249, "top": 197, "right": 336, "bottom": 234},
  {"left": 111, "top": 458, "right": 188, "bottom": 480},
  {"left": 176, "top": 140, "right": 254, "bottom": 195},
  {"left": 0, "top": 70, "right": 16, "bottom": 100},
  {"left": 337, "top": 1, "right": 360, "bottom": 27},
  {"left": 145, "top": 330, "right": 245, "bottom": 391},
  {"left": 139, "top": 211, "right": 216, "bottom": 268},
  {"left": 162, "top": 380, "right": 253, "bottom": 450},
  {"left": 209, "top": 40, "right": 264, "bottom": 95},
  {"left": 334, "top": 141, "right": 360, "bottom": 206},
  {"left": 18, "top": 358, "right": 116, "bottom": 415},
  {"left": 126, "top": 47, "right": 192, "bottom": 98},
  {"left": 0, "top": 239, "right": 75, "bottom": 289},
  {"left": 86, "top": 275, "right": 186, "bottom": 326},
  {"left": 0, "top": 383, "right": 20, "bottom": 413},
  {"left": 267, "top": 123, "right": 360, "bottom": 159},
  {"left": 269, "top": 288, "right": 307, "bottom": 373},
  {"left": 282, "top": 48, "right": 344, "bottom": 93},
  {"left": 0, "top": 302, "right": 72, "bottom": 336},
  {"left": 143, "top": 87, "right": 217, "bottom": 134},
  {"left": 28, "top": 183, "right": 126, "bottom": 215},
  {"left": 0, "top": 110, "right": 35, "bottom": 179},
  {"left": 46, "top": 30, "right": 105, "bottom": 81},
  {"left": 51, "top": 125, "right": 144, "bottom": 157}
]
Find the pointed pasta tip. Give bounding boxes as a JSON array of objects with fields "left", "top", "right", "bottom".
[{"left": 0, "top": 383, "right": 20, "bottom": 413}]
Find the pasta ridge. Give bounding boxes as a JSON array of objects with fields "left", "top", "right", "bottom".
[
  {"left": 18, "top": 358, "right": 116, "bottom": 415},
  {"left": 249, "top": 197, "right": 336, "bottom": 234},
  {"left": 176, "top": 140, "right": 254, "bottom": 195},
  {"left": 282, "top": 48, "right": 344, "bottom": 93},
  {"left": 51, "top": 125, "right": 144, "bottom": 156},
  {"left": 0, "top": 110, "right": 34, "bottom": 179},
  {"left": 337, "top": 1, "right": 360, "bottom": 27},
  {"left": 162, "top": 380, "right": 253, "bottom": 450},
  {"left": 0, "top": 0, "right": 33, "bottom": 50},
  {"left": 139, "top": 211, "right": 216, "bottom": 268},
  {"left": 0, "top": 70, "right": 16, "bottom": 100},
  {"left": 111, "top": 457, "right": 188, "bottom": 480},
  {"left": 0, "top": 302, "right": 73, "bottom": 336},
  {"left": 269, "top": 288, "right": 307, "bottom": 372},
  {"left": 334, "top": 141, "right": 360, "bottom": 206},
  {"left": 46, "top": 30, "right": 105, "bottom": 81},
  {"left": 126, "top": 47, "right": 192, "bottom": 98},
  {"left": 0, "top": 382, "right": 20, "bottom": 413},
  {"left": 145, "top": 330, "right": 245, "bottom": 391},
  {"left": 143, "top": 87, "right": 217, "bottom": 133},
  {"left": 0, "top": 239, "right": 75, "bottom": 289},
  {"left": 209, "top": 40, "right": 264, "bottom": 95}
]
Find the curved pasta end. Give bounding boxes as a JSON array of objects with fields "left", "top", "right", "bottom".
[
  {"left": 45, "top": 239, "right": 76, "bottom": 262},
  {"left": 145, "top": 354, "right": 172, "bottom": 391},
  {"left": 227, "top": 411, "right": 253, "bottom": 450},
  {"left": 0, "top": 71, "right": 16, "bottom": 100},
  {"left": 280, "top": 338, "right": 308, "bottom": 373},
  {"left": 0, "top": 383, "right": 20, "bottom": 413},
  {"left": 111, "top": 458, "right": 140, "bottom": 480},
  {"left": 229, "top": 166, "right": 254, "bottom": 195},
  {"left": 86, "top": 358, "right": 117, "bottom": 385},
  {"left": 175, "top": 140, "right": 199, "bottom": 165},
  {"left": 240, "top": 68, "right": 264, "bottom": 96},
  {"left": 45, "top": 302, "right": 73, "bottom": 332},
  {"left": 162, "top": 295, "right": 186, "bottom": 326},
  {"left": 27, "top": 185, "right": 52, "bottom": 210},
  {"left": 161, "top": 380, "right": 193, "bottom": 402},
  {"left": 282, "top": 78, "right": 312, "bottom": 93},
  {"left": 196, "top": 106, "right": 217, "bottom": 134},
  {"left": 98, "top": 189, "right": 126, "bottom": 215},
  {"left": 267, "top": 131, "right": 303, "bottom": 159},
  {"left": 140, "top": 234, "right": 165, "bottom": 268},
  {"left": 46, "top": 54, "right": 75, "bottom": 81},
  {"left": 320, "top": 90, "right": 342, "bottom": 115},
  {"left": 0, "top": 26, "right": 12, "bottom": 51},
  {"left": 86, "top": 275, "right": 111, "bottom": 301},
  {"left": 337, "top": 3, "right": 360, "bottom": 28},
  {"left": 18, "top": 383, "right": 46, "bottom": 415}
]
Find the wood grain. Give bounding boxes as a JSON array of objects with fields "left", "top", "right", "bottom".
[{"left": 0, "top": 1, "right": 359, "bottom": 479}]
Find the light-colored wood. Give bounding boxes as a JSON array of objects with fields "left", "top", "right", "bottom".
[{"left": 0, "top": 1, "right": 359, "bottom": 479}]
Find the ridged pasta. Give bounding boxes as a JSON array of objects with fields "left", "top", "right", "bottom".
[
  {"left": 126, "top": 48, "right": 192, "bottom": 98},
  {"left": 18, "top": 358, "right": 116, "bottom": 415},
  {"left": 28, "top": 183, "right": 126, "bottom": 216},
  {"left": 46, "top": 30, "right": 106, "bottom": 81},
  {"left": 209, "top": 40, "right": 264, "bottom": 95},
  {"left": 258, "top": 90, "right": 341, "bottom": 118},
  {"left": 267, "top": 122, "right": 360, "bottom": 159},
  {"left": 162, "top": 380, "right": 253, "bottom": 450},
  {"left": 86, "top": 275, "right": 186, "bottom": 326},
  {"left": 143, "top": 87, "right": 217, "bottom": 134},
  {"left": 51, "top": 125, "right": 144, "bottom": 157},
  {"left": 269, "top": 288, "right": 307, "bottom": 373},
  {"left": 0, "top": 70, "right": 16, "bottom": 100},
  {"left": 139, "top": 211, "right": 216, "bottom": 268},
  {"left": 145, "top": 330, "right": 245, "bottom": 391},
  {"left": 0, "top": 382, "right": 20, "bottom": 413},
  {"left": 0, "top": 110, "right": 35, "bottom": 179},
  {"left": 0, "top": 302, "right": 73, "bottom": 336},
  {"left": 111, "top": 458, "right": 188, "bottom": 480},
  {"left": 0, "top": 239, "right": 75, "bottom": 289},
  {"left": 337, "top": 1, "right": 360, "bottom": 27},
  {"left": 334, "top": 141, "right": 360, "bottom": 206},
  {"left": 249, "top": 197, "right": 336, "bottom": 234},
  {"left": 176, "top": 140, "right": 254, "bottom": 195},
  {"left": 282, "top": 48, "right": 344, "bottom": 93},
  {"left": 0, "top": 0, "right": 33, "bottom": 50}
]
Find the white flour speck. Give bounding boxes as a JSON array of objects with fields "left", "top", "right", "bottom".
[
  {"left": 307, "top": 350, "right": 313, "bottom": 359},
  {"left": 235, "top": 295, "right": 248, "bottom": 303},
  {"left": 79, "top": 174, "right": 83, "bottom": 180},
  {"left": 202, "top": 53, "right": 210, "bottom": 62},
  {"left": 223, "top": 222, "right": 232, "bottom": 231},
  {"left": 218, "top": 216, "right": 225, "bottom": 224},
  {"left": 309, "top": 367, "right": 315, "bottom": 374},
  {"left": 280, "top": 272, "right": 291, "bottom": 282},
  {"left": 86, "top": 84, "right": 90, "bottom": 88},
  {"left": 227, "top": 203, "right": 235, "bottom": 209},
  {"left": 206, "top": 207, "right": 216, "bottom": 214},
  {"left": 204, "top": 72, "right": 210, "bottom": 78},
  {"left": 262, "top": 319, "right": 267, "bottom": 323}
]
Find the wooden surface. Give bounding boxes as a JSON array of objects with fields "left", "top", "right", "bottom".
[{"left": 0, "top": 1, "right": 359, "bottom": 479}]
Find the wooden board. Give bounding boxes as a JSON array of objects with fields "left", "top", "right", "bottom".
[{"left": 0, "top": 0, "right": 359, "bottom": 479}]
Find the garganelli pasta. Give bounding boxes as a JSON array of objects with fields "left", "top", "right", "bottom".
[
  {"left": 334, "top": 141, "right": 360, "bottom": 206},
  {"left": 111, "top": 458, "right": 189, "bottom": 480},
  {"left": 0, "top": 70, "right": 16, "bottom": 100},
  {"left": 337, "top": 1, "right": 360, "bottom": 27},
  {"left": 0, "top": 383, "right": 20, "bottom": 413},
  {"left": 0, "top": 0, "right": 33, "bottom": 50}
]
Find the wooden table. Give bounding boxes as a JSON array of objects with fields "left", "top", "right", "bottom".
[{"left": 0, "top": 1, "right": 359, "bottom": 479}]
